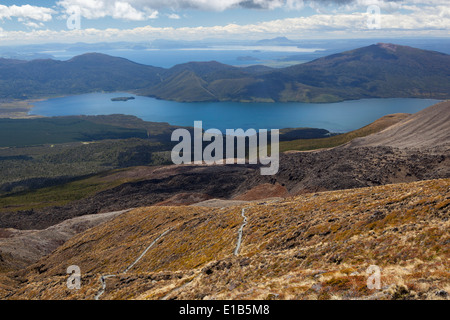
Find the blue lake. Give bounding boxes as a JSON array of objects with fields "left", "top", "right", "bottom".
[{"left": 29, "top": 93, "right": 440, "bottom": 133}]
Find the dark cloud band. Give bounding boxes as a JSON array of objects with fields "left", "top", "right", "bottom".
[{"left": 238, "top": 0, "right": 401, "bottom": 9}]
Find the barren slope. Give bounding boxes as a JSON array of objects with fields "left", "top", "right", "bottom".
[
  {"left": 346, "top": 100, "right": 450, "bottom": 149},
  {"left": 0, "top": 210, "right": 129, "bottom": 272},
  {"left": 280, "top": 112, "right": 410, "bottom": 152}
]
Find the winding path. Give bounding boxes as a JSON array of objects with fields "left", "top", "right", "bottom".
[
  {"left": 94, "top": 275, "right": 117, "bottom": 300},
  {"left": 123, "top": 229, "right": 172, "bottom": 273},
  {"left": 234, "top": 207, "right": 248, "bottom": 256},
  {"left": 94, "top": 205, "right": 252, "bottom": 299},
  {"left": 160, "top": 207, "right": 250, "bottom": 300},
  {"left": 94, "top": 228, "right": 171, "bottom": 300}
]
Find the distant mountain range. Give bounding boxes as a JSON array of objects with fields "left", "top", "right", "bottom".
[
  {"left": 0, "top": 43, "right": 449, "bottom": 103},
  {"left": 256, "top": 36, "right": 297, "bottom": 45}
]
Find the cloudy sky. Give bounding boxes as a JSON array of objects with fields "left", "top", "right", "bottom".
[{"left": 0, "top": 0, "right": 448, "bottom": 44}]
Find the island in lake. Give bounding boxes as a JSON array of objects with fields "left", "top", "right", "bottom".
[{"left": 111, "top": 96, "right": 135, "bottom": 102}]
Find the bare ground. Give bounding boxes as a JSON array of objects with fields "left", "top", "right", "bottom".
[
  {"left": 346, "top": 100, "right": 450, "bottom": 149},
  {"left": 0, "top": 209, "right": 129, "bottom": 272}
]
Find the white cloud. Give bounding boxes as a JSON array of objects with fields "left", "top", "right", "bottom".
[
  {"left": 112, "top": 2, "right": 144, "bottom": 20},
  {"left": 8, "top": 1, "right": 445, "bottom": 25},
  {"left": 0, "top": 4, "right": 56, "bottom": 22},
  {"left": 57, "top": 0, "right": 158, "bottom": 21},
  {"left": 52, "top": 0, "right": 373, "bottom": 17},
  {"left": 1, "top": 6, "right": 448, "bottom": 45},
  {"left": 0, "top": 1, "right": 447, "bottom": 44},
  {"left": 23, "top": 21, "right": 45, "bottom": 29},
  {"left": 148, "top": 10, "right": 159, "bottom": 19},
  {"left": 167, "top": 13, "right": 181, "bottom": 19},
  {"left": 54, "top": 0, "right": 306, "bottom": 13}
]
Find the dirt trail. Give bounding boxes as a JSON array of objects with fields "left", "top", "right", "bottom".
[
  {"left": 234, "top": 207, "right": 248, "bottom": 256},
  {"left": 94, "top": 228, "right": 172, "bottom": 300},
  {"left": 160, "top": 206, "right": 250, "bottom": 300}
]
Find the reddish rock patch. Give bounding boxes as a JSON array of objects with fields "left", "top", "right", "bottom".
[
  {"left": 154, "top": 193, "right": 213, "bottom": 206},
  {"left": 233, "top": 183, "right": 288, "bottom": 201}
]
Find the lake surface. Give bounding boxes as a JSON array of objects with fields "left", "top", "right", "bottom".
[{"left": 29, "top": 93, "right": 440, "bottom": 133}]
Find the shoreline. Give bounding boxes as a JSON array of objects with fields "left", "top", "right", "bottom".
[
  {"left": 1, "top": 94, "right": 442, "bottom": 129},
  {"left": 0, "top": 92, "right": 133, "bottom": 119},
  {"left": 0, "top": 96, "right": 68, "bottom": 119},
  {"left": 0, "top": 99, "right": 43, "bottom": 119}
]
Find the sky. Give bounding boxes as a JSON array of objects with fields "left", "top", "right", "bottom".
[{"left": 0, "top": 0, "right": 449, "bottom": 44}]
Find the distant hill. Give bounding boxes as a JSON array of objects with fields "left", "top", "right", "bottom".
[
  {"left": 0, "top": 53, "right": 163, "bottom": 99},
  {"left": 140, "top": 61, "right": 263, "bottom": 102},
  {"left": 133, "top": 44, "right": 450, "bottom": 102},
  {"left": 276, "top": 43, "right": 450, "bottom": 102},
  {"left": 0, "top": 44, "right": 449, "bottom": 102},
  {"left": 256, "top": 36, "right": 297, "bottom": 45}
]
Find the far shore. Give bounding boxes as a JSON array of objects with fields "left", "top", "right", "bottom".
[
  {"left": 0, "top": 92, "right": 134, "bottom": 119},
  {"left": 0, "top": 97, "right": 57, "bottom": 119},
  {"left": 0, "top": 100, "right": 41, "bottom": 119}
]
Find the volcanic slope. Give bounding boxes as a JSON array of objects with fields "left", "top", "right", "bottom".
[
  {"left": 345, "top": 100, "right": 450, "bottom": 149},
  {"left": 0, "top": 209, "right": 130, "bottom": 273},
  {"left": 0, "top": 178, "right": 448, "bottom": 300}
]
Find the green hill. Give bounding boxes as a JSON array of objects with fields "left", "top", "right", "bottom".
[
  {"left": 0, "top": 53, "right": 163, "bottom": 99},
  {"left": 277, "top": 43, "right": 450, "bottom": 102},
  {"left": 0, "top": 44, "right": 449, "bottom": 102},
  {"left": 144, "top": 43, "right": 450, "bottom": 102}
]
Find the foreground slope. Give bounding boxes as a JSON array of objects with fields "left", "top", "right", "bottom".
[{"left": 1, "top": 178, "right": 448, "bottom": 300}]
